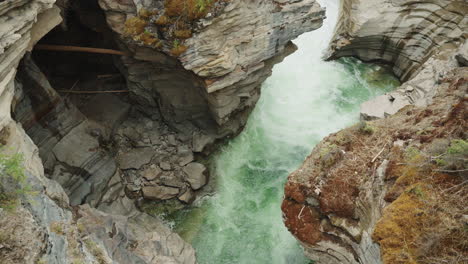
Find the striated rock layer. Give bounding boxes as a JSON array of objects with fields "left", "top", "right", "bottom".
[
  {"left": 282, "top": 0, "right": 468, "bottom": 263},
  {"left": 0, "top": 1, "right": 195, "bottom": 263},
  {"left": 328, "top": 0, "right": 467, "bottom": 82},
  {"left": 99, "top": 0, "right": 325, "bottom": 135}
]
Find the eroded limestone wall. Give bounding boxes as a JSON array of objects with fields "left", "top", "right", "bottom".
[{"left": 0, "top": 1, "right": 196, "bottom": 263}]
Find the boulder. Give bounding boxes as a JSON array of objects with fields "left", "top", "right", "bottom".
[
  {"left": 118, "top": 148, "right": 154, "bottom": 170},
  {"left": 142, "top": 164, "right": 162, "bottom": 181},
  {"left": 183, "top": 162, "right": 207, "bottom": 190},
  {"left": 178, "top": 188, "right": 195, "bottom": 204},
  {"left": 142, "top": 185, "right": 180, "bottom": 200}
]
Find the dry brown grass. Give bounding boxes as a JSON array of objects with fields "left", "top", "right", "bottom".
[
  {"left": 124, "top": 17, "right": 147, "bottom": 36},
  {"left": 122, "top": 2, "right": 225, "bottom": 56},
  {"left": 283, "top": 70, "right": 467, "bottom": 264},
  {"left": 165, "top": 0, "right": 217, "bottom": 20}
]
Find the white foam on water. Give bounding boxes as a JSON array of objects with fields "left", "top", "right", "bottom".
[{"left": 176, "top": 0, "right": 399, "bottom": 263}]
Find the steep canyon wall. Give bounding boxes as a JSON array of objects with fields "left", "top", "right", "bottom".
[{"left": 282, "top": 0, "right": 468, "bottom": 263}]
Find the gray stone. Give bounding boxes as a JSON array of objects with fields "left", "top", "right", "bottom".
[
  {"left": 160, "top": 161, "right": 172, "bottom": 171},
  {"left": 149, "top": 131, "right": 161, "bottom": 145},
  {"left": 178, "top": 188, "right": 195, "bottom": 204},
  {"left": 142, "top": 185, "right": 180, "bottom": 200},
  {"left": 81, "top": 94, "right": 130, "bottom": 140},
  {"left": 455, "top": 42, "right": 468, "bottom": 67},
  {"left": 178, "top": 145, "right": 194, "bottom": 166},
  {"left": 183, "top": 162, "right": 207, "bottom": 190},
  {"left": 159, "top": 172, "right": 185, "bottom": 188},
  {"left": 142, "top": 164, "right": 162, "bottom": 181},
  {"left": 118, "top": 148, "right": 154, "bottom": 170},
  {"left": 179, "top": 153, "right": 195, "bottom": 166},
  {"left": 78, "top": 206, "right": 196, "bottom": 264},
  {"left": 52, "top": 121, "right": 99, "bottom": 168},
  {"left": 167, "top": 134, "right": 178, "bottom": 146},
  {"left": 192, "top": 132, "right": 215, "bottom": 152}
]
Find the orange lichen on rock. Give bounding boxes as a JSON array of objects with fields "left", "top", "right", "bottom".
[
  {"left": 154, "top": 15, "right": 170, "bottom": 26},
  {"left": 319, "top": 175, "right": 359, "bottom": 218},
  {"left": 281, "top": 200, "right": 322, "bottom": 245},
  {"left": 284, "top": 182, "right": 308, "bottom": 203},
  {"left": 138, "top": 8, "right": 158, "bottom": 18}
]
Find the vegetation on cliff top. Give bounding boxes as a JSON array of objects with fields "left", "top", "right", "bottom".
[
  {"left": 0, "top": 150, "right": 32, "bottom": 211},
  {"left": 124, "top": 0, "right": 226, "bottom": 57},
  {"left": 283, "top": 69, "right": 467, "bottom": 264}
]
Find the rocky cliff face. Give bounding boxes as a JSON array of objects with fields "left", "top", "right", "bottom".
[
  {"left": 99, "top": 0, "right": 325, "bottom": 134},
  {"left": 0, "top": 0, "right": 327, "bottom": 263},
  {"left": 329, "top": 0, "right": 467, "bottom": 120},
  {"left": 0, "top": 1, "right": 196, "bottom": 263},
  {"left": 328, "top": 0, "right": 467, "bottom": 81},
  {"left": 282, "top": 0, "right": 468, "bottom": 263}
]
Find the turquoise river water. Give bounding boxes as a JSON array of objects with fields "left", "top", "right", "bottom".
[{"left": 168, "top": 0, "right": 400, "bottom": 263}]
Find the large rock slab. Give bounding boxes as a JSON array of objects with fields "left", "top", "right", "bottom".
[
  {"left": 117, "top": 147, "right": 154, "bottom": 170},
  {"left": 183, "top": 162, "right": 207, "bottom": 190},
  {"left": 142, "top": 185, "right": 180, "bottom": 200},
  {"left": 81, "top": 94, "right": 131, "bottom": 140}
]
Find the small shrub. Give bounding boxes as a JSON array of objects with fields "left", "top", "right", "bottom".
[
  {"left": 165, "top": 0, "right": 215, "bottom": 20},
  {"left": 0, "top": 150, "right": 32, "bottom": 210},
  {"left": 174, "top": 29, "right": 192, "bottom": 39},
  {"left": 359, "top": 121, "right": 375, "bottom": 135},
  {"left": 139, "top": 32, "right": 160, "bottom": 46},
  {"left": 50, "top": 221, "right": 65, "bottom": 235},
  {"left": 446, "top": 139, "right": 468, "bottom": 155},
  {"left": 407, "top": 185, "right": 425, "bottom": 199},
  {"left": 170, "top": 39, "right": 188, "bottom": 56},
  {"left": 124, "top": 17, "right": 148, "bottom": 36},
  {"left": 196, "top": 0, "right": 213, "bottom": 12},
  {"left": 433, "top": 139, "right": 467, "bottom": 171},
  {"left": 84, "top": 239, "right": 109, "bottom": 264},
  {"left": 154, "top": 15, "right": 170, "bottom": 26},
  {"left": 138, "top": 8, "right": 157, "bottom": 18}
]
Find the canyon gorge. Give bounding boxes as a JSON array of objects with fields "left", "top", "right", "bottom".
[{"left": 0, "top": 0, "right": 466, "bottom": 264}]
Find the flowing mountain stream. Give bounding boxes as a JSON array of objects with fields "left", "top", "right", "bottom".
[{"left": 165, "top": 0, "right": 399, "bottom": 263}]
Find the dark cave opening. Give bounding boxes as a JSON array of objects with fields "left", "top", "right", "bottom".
[
  {"left": 11, "top": 0, "right": 135, "bottom": 207},
  {"left": 31, "top": 0, "right": 128, "bottom": 112}
]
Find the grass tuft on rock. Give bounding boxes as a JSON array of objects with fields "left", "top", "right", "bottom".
[
  {"left": 0, "top": 149, "right": 32, "bottom": 211},
  {"left": 123, "top": 1, "right": 223, "bottom": 57}
]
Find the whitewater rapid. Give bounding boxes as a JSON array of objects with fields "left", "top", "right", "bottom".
[{"left": 172, "top": 0, "right": 399, "bottom": 263}]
